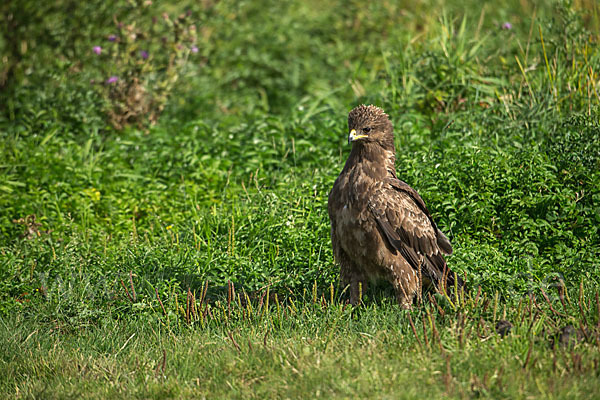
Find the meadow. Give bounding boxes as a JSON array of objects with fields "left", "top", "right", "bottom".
[{"left": 1, "top": 0, "right": 599, "bottom": 397}]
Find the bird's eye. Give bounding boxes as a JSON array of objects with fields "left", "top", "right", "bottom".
[{"left": 362, "top": 127, "right": 371, "bottom": 133}]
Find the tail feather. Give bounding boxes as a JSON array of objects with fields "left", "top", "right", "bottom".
[
  {"left": 422, "top": 253, "right": 464, "bottom": 293},
  {"left": 436, "top": 229, "right": 453, "bottom": 255}
]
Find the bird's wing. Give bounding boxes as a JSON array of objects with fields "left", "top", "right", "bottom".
[
  {"left": 328, "top": 193, "right": 340, "bottom": 261},
  {"left": 328, "top": 180, "right": 344, "bottom": 263},
  {"left": 369, "top": 178, "right": 455, "bottom": 287}
]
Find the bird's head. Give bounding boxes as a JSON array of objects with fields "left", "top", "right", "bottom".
[{"left": 347, "top": 105, "right": 394, "bottom": 149}]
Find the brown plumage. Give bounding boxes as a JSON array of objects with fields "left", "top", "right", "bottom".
[{"left": 328, "top": 105, "right": 462, "bottom": 309}]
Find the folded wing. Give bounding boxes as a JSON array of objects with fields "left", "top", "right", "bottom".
[{"left": 369, "top": 178, "right": 461, "bottom": 290}]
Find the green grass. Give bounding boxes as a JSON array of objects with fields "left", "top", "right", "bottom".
[
  {"left": 2, "top": 286, "right": 600, "bottom": 398},
  {"left": 1, "top": 0, "right": 600, "bottom": 397}
]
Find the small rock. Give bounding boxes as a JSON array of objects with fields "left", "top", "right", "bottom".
[
  {"left": 552, "top": 325, "right": 584, "bottom": 348},
  {"left": 495, "top": 320, "right": 513, "bottom": 337}
]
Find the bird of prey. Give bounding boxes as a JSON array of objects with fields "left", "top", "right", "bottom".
[{"left": 328, "top": 105, "right": 462, "bottom": 309}]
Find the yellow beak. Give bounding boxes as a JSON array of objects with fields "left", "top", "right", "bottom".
[{"left": 348, "top": 129, "right": 368, "bottom": 144}]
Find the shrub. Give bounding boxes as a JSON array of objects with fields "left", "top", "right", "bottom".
[{"left": 88, "top": 5, "right": 199, "bottom": 129}]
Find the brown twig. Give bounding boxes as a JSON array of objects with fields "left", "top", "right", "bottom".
[
  {"left": 480, "top": 296, "right": 490, "bottom": 318},
  {"left": 227, "top": 280, "right": 232, "bottom": 319},
  {"left": 444, "top": 354, "right": 453, "bottom": 392},
  {"left": 428, "top": 306, "right": 445, "bottom": 354},
  {"left": 578, "top": 320, "right": 590, "bottom": 342},
  {"left": 571, "top": 352, "right": 582, "bottom": 373},
  {"left": 457, "top": 312, "right": 465, "bottom": 348},
  {"left": 407, "top": 313, "right": 422, "bottom": 349},
  {"left": 155, "top": 349, "right": 167, "bottom": 377},
  {"left": 199, "top": 280, "right": 209, "bottom": 317},
  {"left": 428, "top": 293, "right": 445, "bottom": 318},
  {"left": 515, "top": 297, "right": 524, "bottom": 325},
  {"left": 120, "top": 280, "right": 133, "bottom": 302},
  {"left": 228, "top": 331, "right": 241, "bottom": 352},
  {"left": 258, "top": 288, "right": 266, "bottom": 312},
  {"left": 185, "top": 288, "right": 191, "bottom": 324},
  {"left": 155, "top": 288, "right": 166, "bottom": 315},
  {"left": 473, "top": 286, "right": 482, "bottom": 309},
  {"left": 519, "top": 297, "right": 529, "bottom": 326},
  {"left": 426, "top": 305, "right": 437, "bottom": 345},
  {"left": 129, "top": 271, "right": 137, "bottom": 302},
  {"left": 441, "top": 264, "right": 449, "bottom": 296},
  {"left": 191, "top": 290, "right": 197, "bottom": 321},
  {"left": 540, "top": 287, "right": 568, "bottom": 318},
  {"left": 558, "top": 282, "right": 567, "bottom": 311},
  {"left": 526, "top": 310, "right": 541, "bottom": 334},
  {"left": 579, "top": 278, "right": 585, "bottom": 312},
  {"left": 523, "top": 339, "right": 533, "bottom": 369},
  {"left": 596, "top": 291, "right": 600, "bottom": 330},
  {"left": 422, "top": 313, "right": 430, "bottom": 350},
  {"left": 463, "top": 318, "right": 474, "bottom": 342}
]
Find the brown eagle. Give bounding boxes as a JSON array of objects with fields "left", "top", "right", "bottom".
[{"left": 328, "top": 105, "right": 462, "bottom": 309}]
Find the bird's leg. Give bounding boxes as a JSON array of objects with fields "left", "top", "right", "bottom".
[
  {"left": 394, "top": 283, "right": 414, "bottom": 310},
  {"left": 349, "top": 276, "right": 367, "bottom": 305},
  {"left": 336, "top": 247, "right": 367, "bottom": 305},
  {"left": 339, "top": 263, "right": 351, "bottom": 293},
  {"left": 388, "top": 267, "right": 418, "bottom": 310},
  {"left": 340, "top": 262, "right": 366, "bottom": 305}
]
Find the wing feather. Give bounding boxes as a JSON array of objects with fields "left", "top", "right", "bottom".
[{"left": 369, "top": 178, "right": 459, "bottom": 289}]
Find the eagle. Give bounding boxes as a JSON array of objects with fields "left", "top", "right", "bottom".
[{"left": 328, "top": 105, "right": 462, "bottom": 309}]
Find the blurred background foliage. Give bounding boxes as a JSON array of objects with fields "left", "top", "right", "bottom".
[{"left": 0, "top": 0, "right": 599, "bottom": 317}]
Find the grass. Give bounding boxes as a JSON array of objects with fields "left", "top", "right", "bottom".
[
  {"left": 2, "top": 285, "right": 600, "bottom": 398},
  {"left": 1, "top": 0, "right": 600, "bottom": 398}
]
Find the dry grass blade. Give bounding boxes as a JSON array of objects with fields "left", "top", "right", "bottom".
[
  {"left": 422, "top": 313, "right": 430, "bottom": 350},
  {"left": 596, "top": 291, "right": 600, "bottom": 330},
  {"left": 407, "top": 313, "right": 422, "bottom": 350},
  {"left": 186, "top": 288, "right": 191, "bottom": 324},
  {"left": 444, "top": 354, "right": 453, "bottom": 392},
  {"left": 154, "top": 349, "right": 167, "bottom": 378},
  {"left": 156, "top": 288, "right": 166, "bottom": 315},
  {"left": 228, "top": 331, "right": 241, "bottom": 352},
  {"left": 522, "top": 340, "right": 533, "bottom": 369},
  {"left": 120, "top": 279, "right": 133, "bottom": 303},
  {"left": 540, "top": 288, "right": 568, "bottom": 318},
  {"left": 129, "top": 271, "right": 136, "bottom": 302},
  {"left": 428, "top": 293, "right": 445, "bottom": 318}
]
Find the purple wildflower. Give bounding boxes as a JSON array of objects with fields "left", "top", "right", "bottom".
[
  {"left": 106, "top": 76, "right": 119, "bottom": 84},
  {"left": 502, "top": 22, "right": 513, "bottom": 30},
  {"left": 93, "top": 46, "right": 102, "bottom": 55},
  {"left": 140, "top": 50, "right": 149, "bottom": 59},
  {"left": 108, "top": 34, "right": 117, "bottom": 41},
  {"left": 191, "top": 45, "right": 199, "bottom": 53}
]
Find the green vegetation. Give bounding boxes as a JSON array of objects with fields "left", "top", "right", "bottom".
[{"left": 1, "top": 0, "right": 599, "bottom": 398}]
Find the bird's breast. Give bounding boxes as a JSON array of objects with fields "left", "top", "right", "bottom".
[{"left": 335, "top": 193, "right": 378, "bottom": 258}]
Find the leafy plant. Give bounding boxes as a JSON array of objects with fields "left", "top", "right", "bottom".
[{"left": 88, "top": 4, "right": 199, "bottom": 129}]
